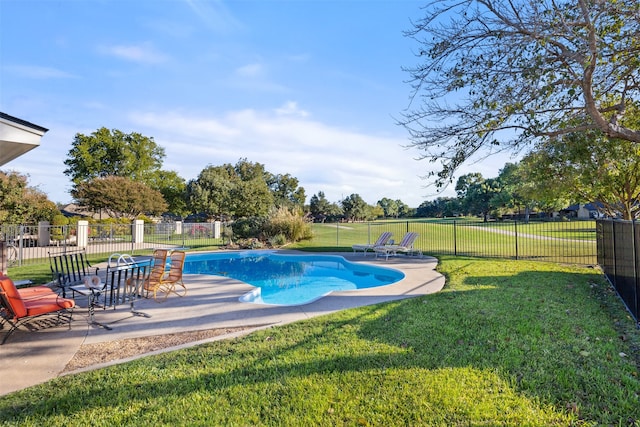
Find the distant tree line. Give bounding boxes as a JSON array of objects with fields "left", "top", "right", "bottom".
[
  {"left": 0, "top": 128, "right": 413, "bottom": 247},
  {"left": 3, "top": 111, "right": 638, "bottom": 234}
]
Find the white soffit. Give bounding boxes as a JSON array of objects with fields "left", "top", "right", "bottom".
[{"left": 0, "top": 112, "right": 48, "bottom": 167}]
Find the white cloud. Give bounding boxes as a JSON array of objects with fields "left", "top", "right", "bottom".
[
  {"left": 3, "top": 65, "right": 77, "bottom": 79},
  {"left": 129, "top": 105, "right": 435, "bottom": 206},
  {"left": 275, "top": 101, "right": 309, "bottom": 118},
  {"left": 235, "top": 62, "right": 264, "bottom": 78},
  {"left": 99, "top": 43, "right": 169, "bottom": 64},
  {"left": 6, "top": 104, "right": 509, "bottom": 207},
  {"left": 183, "top": 0, "right": 244, "bottom": 33}
]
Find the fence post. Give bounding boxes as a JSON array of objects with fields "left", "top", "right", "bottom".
[
  {"left": 38, "top": 221, "right": 50, "bottom": 247},
  {"left": 633, "top": 220, "right": 639, "bottom": 323},
  {"left": 214, "top": 221, "right": 221, "bottom": 239},
  {"left": 17, "top": 225, "right": 25, "bottom": 266},
  {"left": 453, "top": 220, "right": 457, "bottom": 256},
  {"left": 612, "top": 220, "right": 618, "bottom": 288},
  {"left": 77, "top": 220, "right": 89, "bottom": 248},
  {"left": 132, "top": 219, "right": 144, "bottom": 253},
  {"left": 0, "top": 241, "right": 6, "bottom": 275},
  {"left": 514, "top": 220, "right": 519, "bottom": 260}
]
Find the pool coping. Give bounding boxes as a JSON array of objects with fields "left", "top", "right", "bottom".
[{"left": 0, "top": 251, "right": 445, "bottom": 395}]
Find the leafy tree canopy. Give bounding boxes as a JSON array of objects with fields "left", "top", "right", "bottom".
[
  {"left": 64, "top": 127, "right": 190, "bottom": 217},
  {"left": 186, "top": 159, "right": 277, "bottom": 220},
  {"left": 455, "top": 173, "right": 502, "bottom": 221},
  {"left": 401, "top": 0, "right": 640, "bottom": 185},
  {"left": 186, "top": 165, "right": 235, "bottom": 220},
  {"left": 309, "top": 191, "right": 342, "bottom": 222},
  {"left": 508, "top": 159, "right": 572, "bottom": 217},
  {"left": 523, "top": 134, "right": 640, "bottom": 220},
  {"left": 146, "top": 170, "right": 187, "bottom": 217},
  {"left": 72, "top": 176, "right": 167, "bottom": 220},
  {"left": 491, "top": 163, "right": 540, "bottom": 221},
  {"left": 377, "top": 198, "right": 399, "bottom": 218},
  {"left": 268, "top": 173, "right": 306, "bottom": 210},
  {"left": 0, "top": 171, "right": 58, "bottom": 224},
  {"left": 416, "top": 197, "right": 460, "bottom": 218},
  {"left": 64, "top": 127, "right": 166, "bottom": 186},
  {"left": 341, "top": 193, "right": 370, "bottom": 222}
]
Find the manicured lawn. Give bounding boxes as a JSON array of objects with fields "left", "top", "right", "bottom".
[
  {"left": 306, "top": 219, "right": 597, "bottom": 264},
  {"left": 1, "top": 256, "right": 638, "bottom": 426}
]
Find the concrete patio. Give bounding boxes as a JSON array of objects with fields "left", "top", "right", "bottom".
[{"left": 0, "top": 252, "right": 445, "bottom": 396}]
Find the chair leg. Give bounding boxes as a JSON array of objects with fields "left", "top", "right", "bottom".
[
  {"left": 54, "top": 309, "right": 74, "bottom": 329},
  {"left": 173, "top": 281, "right": 187, "bottom": 297},
  {"left": 0, "top": 319, "right": 19, "bottom": 345},
  {"left": 153, "top": 285, "right": 171, "bottom": 302},
  {"left": 0, "top": 309, "right": 74, "bottom": 345}
]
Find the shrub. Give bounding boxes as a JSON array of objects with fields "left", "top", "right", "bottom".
[
  {"left": 232, "top": 217, "right": 267, "bottom": 239},
  {"left": 50, "top": 214, "right": 70, "bottom": 241},
  {"left": 264, "top": 208, "right": 313, "bottom": 243},
  {"left": 137, "top": 214, "right": 154, "bottom": 224},
  {"left": 100, "top": 218, "right": 133, "bottom": 236},
  {"left": 221, "top": 226, "right": 234, "bottom": 245},
  {"left": 269, "top": 233, "right": 288, "bottom": 247},
  {"left": 237, "top": 238, "right": 263, "bottom": 249}
]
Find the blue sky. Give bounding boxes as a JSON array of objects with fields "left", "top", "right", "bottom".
[{"left": 1, "top": 0, "right": 512, "bottom": 207}]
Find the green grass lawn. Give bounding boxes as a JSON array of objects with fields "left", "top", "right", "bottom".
[
  {"left": 304, "top": 219, "right": 597, "bottom": 264},
  {"left": 1, "top": 256, "right": 638, "bottom": 426}
]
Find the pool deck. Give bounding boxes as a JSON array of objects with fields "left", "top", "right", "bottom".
[{"left": 0, "top": 251, "right": 445, "bottom": 396}]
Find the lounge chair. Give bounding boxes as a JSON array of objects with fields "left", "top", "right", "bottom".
[
  {"left": 373, "top": 232, "right": 421, "bottom": 260},
  {"left": 144, "top": 250, "right": 187, "bottom": 301},
  {"left": 161, "top": 250, "right": 187, "bottom": 298},
  {"left": 352, "top": 231, "right": 393, "bottom": 256},
  {"left": 0, "top": 275, "right": 75, "bottom": 344},
  {"left": 143, "top": 249, "right": 170, "bottom": 301}
]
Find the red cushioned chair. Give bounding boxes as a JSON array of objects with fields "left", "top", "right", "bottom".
[{"left": 0, "top": 275, "right": 75, "bottom": 344}]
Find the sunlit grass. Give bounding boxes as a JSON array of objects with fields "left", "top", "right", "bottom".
[
  {"left": 1, "top": 257, "right": 638, "bottom": 426},
  {"left": 300, "top": 219, "right": 597, "bottom": 264}
]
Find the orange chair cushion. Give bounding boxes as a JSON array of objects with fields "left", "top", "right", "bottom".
[
  {"left": 1, "top": 275, "right": 74, "bottom": 319},
  {"left": 18, "top": 286, "right": 57, "bottom": 296},
  {"left": 1, "top": 275, "right": 27, "bottom": 318},
  {"left": 24, "top": 294, "right": 75, "bottom": 317}
]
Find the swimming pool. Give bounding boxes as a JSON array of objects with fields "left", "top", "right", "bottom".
[{"left": 183, "top": 251, "right": 405, "bottom": 306}]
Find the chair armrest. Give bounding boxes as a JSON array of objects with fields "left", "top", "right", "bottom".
[
  {"left": 19, "top": 292, "right": 59, "bottom": 302},
  {"left": 14, "top": 280, "right": 34, "bottom": 288}
]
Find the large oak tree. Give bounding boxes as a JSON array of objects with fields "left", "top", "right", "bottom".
[
  {"left": 64, "top": 127, "right": 165, "bottom": 185},
  {"left": 186, "top": 159, "right": 275, "bottom": 220},
  {"left": 522, "top": 133, "right": 640, "bottom": 220},
  {"left": 63, "top": 127, "right": 186, "bottom": 215},
  {"left": 401, "top": 0, "right": 640, "bottom": 185},
  {"left": 72, "top": 176, "right": 167, "bottom": 220}
]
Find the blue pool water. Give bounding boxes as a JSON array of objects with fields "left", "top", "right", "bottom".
[{"left": 183, "top": 251, "right": 404, "bottom": 306}]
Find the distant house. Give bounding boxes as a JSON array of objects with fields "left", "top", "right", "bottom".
[
  {"left": 561, "top": 202, "right": 604, "bottom": 219},
  {"left": 60, "top": 204, "right": 113, "bottom": 220}
]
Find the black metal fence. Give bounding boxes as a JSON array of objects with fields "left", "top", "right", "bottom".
[
  {"left": 596, "top": 219, "right": 640, "bottom": 324},
  {"left": 323, "top": 219, "right": 597, "bottom": 266},
  {"left": 2, "top": 219, "right": 598, "bottom": 268},
  {"left": 6, "top": 217, "right": 634, "bottom": 323},
  {"left": 0, "top": 222, "right": 229, "bottom": 269}
]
